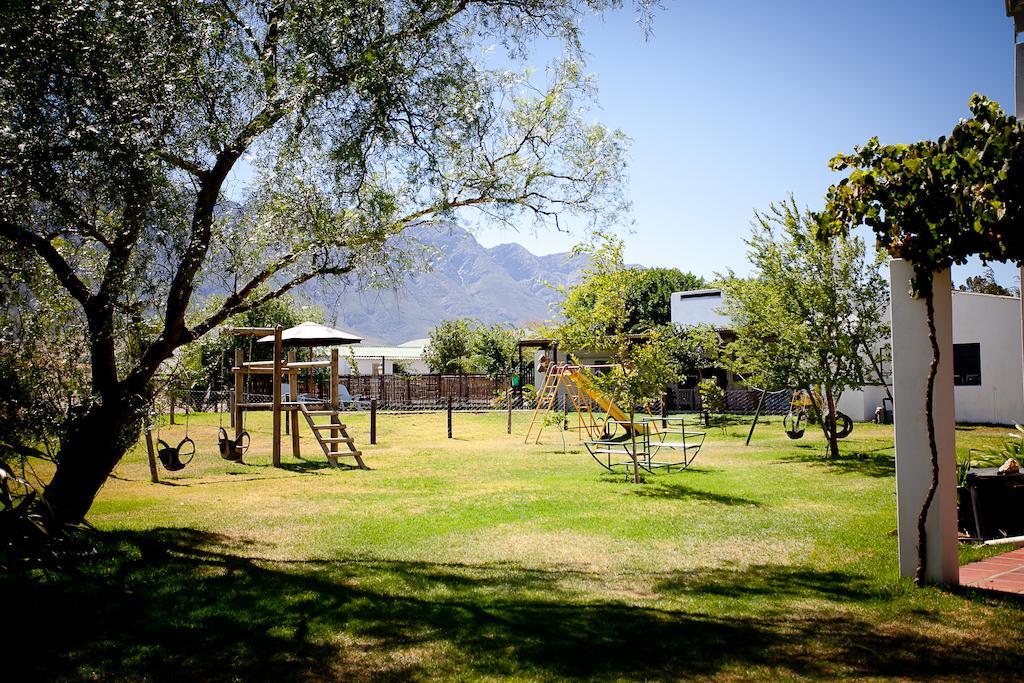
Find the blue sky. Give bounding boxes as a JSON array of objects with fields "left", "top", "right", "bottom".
[{"left": 470, "top": 1, "right": 1021, "bottom": 289}]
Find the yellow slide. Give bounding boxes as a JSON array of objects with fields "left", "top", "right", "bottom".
[{"left": 565, "top": 368, "right": 654, "bottom": 435}]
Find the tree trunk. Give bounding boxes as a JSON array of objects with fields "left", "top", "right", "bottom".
[
  {"left": 39, "top": 390, "right": 148, "bottom": 530},
  {"left": 915, "top": 288, "right": 942, "bottom": 586},
  {"left": 823, "top": 384, "right": 839, "bottom": 459}
]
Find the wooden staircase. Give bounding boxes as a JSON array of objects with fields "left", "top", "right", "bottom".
[{"left": 298, "top": 404, "right": 367, "bottom": 469}]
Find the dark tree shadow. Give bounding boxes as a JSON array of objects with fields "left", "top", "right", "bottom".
[
  {"left": 629, "top": 483, "right": 762, "bottom": 506},
  {"left": 776, "top": 450, "right": 895, "bottom": 479},
  {"left": 6, "top": 528, "right": 1024, "bottom": 681}
]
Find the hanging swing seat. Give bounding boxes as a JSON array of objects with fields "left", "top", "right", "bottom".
[
  {"left": 783, "top": 410, "right": 806, "bottom": 439},
  {"left": 218, "top": 427, "right": 250, "bottom": 462},
  {"left": 157, "top": 437, "right": 195, "bottom": 472}
]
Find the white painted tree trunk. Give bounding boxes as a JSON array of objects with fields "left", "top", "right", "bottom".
[{"left": 890, "top": 259, "right": 958, "bottom": 585}]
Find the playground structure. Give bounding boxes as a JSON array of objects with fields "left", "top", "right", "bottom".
[
  {"left": 525, "top": 364, "right": 706, "bottom": 472},
  {"left": 228, "top": 326, "right": 366, "bottom": 469},
  {"left": 524, "top": 365, "right": 658, "bottom": 443}
]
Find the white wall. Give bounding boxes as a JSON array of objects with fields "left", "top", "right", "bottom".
[
  {"left": 340, "top": 357, "right": 430, "bottom": 376},
  {"left": 951, "top": 291, "right": 1024, "bottom": 424},
  {"left": 672, "top": 284, "right": 1024, "bottom": 424},
  {"left": 670, "top": 289, "right": 730, "bottom": 329}
]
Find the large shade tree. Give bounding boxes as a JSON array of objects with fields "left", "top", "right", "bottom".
[{"left": 0, "top": 0, "right": 646, "bottom": 528}]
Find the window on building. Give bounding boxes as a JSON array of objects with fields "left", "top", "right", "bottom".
[{"left": 953, "top": 343, "right": 982, "bottom": 386}]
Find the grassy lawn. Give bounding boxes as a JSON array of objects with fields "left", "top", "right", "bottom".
[{"left": 9, "top": 411, "right": 1024, "bottom": 680}]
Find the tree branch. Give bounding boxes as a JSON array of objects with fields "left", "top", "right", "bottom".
[{"left": 0, "top": 221, "right": 94, "bottom": 306}]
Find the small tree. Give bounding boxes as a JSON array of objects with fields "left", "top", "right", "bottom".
[
  {"left": 424, "top": 319, "right": 475, "bottom": 374},
  {"left": 696, "top": 378, "right": 725, "bottom": 427},
  {"left": 553, "top": 233, "right": 682, "bottom": 483},
  {"left": 720, "top": 199, "right": 889, "bottom": 458},
  {"left": 664, "top": 323, "right": 722, "bottom": 381},
  {"left": 471, "top": 324, "right": 519, "bottom": 382}
]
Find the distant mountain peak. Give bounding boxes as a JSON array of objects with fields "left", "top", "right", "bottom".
[{"left": 323, "top": 224, "right": 586, "bottom": 344}]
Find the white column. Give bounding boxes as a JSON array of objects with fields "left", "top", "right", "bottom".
[
  {"left": 1016, "top": 37, "right": 1024, "bottom": 411},
  {"left": 890, "top": 259, "right": 958, "bottom": 585}
]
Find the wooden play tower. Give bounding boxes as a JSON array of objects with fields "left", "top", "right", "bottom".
[{"left": 229, "top": 326, "right": 366, "bottom": 468}]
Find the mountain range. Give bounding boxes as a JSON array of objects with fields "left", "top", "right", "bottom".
[{"left": 320, "top": 224, "right": 588, "bottom": 344}]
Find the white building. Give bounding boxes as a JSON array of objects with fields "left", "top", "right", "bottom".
[
  {"left": 671, "top": 288, "right": 1024, "bottom": 425},
  {"left": 339, "top": 338, "right": 430, "bottom": 375}
]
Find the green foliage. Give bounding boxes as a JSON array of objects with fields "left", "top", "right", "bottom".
[
  {"left": 0, "top": 253, "right": 88, "bottom": 465},
  {"left": 958, "top": 266, "right": 1017, "bottom": 297},
  {"left": 425, "top": 320, "right": 520, "bottom": 377},
  {"left": 557, "top": 264, "right": 705, "bottom": 335},
  {"left": 825, "top": 95, "right": 1024, "bottom": 296},
  {"left": 663, "top": 323, "right": 722, "bottom": 379},
  {"left": 425, "top": 319, "right": 476, "bottom": 374},
  {"left": 471, "top": 324, "right": 519, "bottom": 381},
  {"left": 720, "top": 199, "right": 889, "bottom": 457},
  {"left": 552, "top": 232, "right": 683, "bottom": 445},
  {"left": 697, "top": 378, "right": 725, "bottom": 416}
]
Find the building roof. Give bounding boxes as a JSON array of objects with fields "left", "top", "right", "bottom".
[{"left": 346, "top": 345, "right": 426, "bottom": 360}]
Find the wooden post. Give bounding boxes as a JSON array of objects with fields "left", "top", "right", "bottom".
[
  {"left": 507, "top": 389, "right": 513, "bottom": 435},
  {"left": 288, "top": 350, "right": 300, "bottom": 459},
  {"left": 746, "top": 389, "right": 767, "bottom": 446},
  {"left": 661, "top": 392, "right": 668, "bottom": 429},
  {"left": 370, "top": 398, "right": 377, "bottom": 444},
  {"left": 272, "top": 326, "right": 283, "bottom": 467},
  {"left": 169, "top": 393, "right": 176, "bottom": 425},
  {"left": 234, "top": 348, "right": 244, "bottom": 440},
  {"left": 330, "top": 348, "right": 340, "bottom": 460},
  {"left": 229, "top": 390, "right": 235, "bottom": 428},
  {"left": 447, "top": 396, "right": 453, "bottom": 439},
  {"left": 145, "top": 427, "right": 159, "bottom": 483}
]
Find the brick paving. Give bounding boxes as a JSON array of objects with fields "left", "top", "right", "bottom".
[{"left": 960, "top": 546, "right": 1024, "bottom": 594}]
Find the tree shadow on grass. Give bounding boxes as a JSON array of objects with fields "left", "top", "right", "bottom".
[
  {"left": 629, "top": 483, "right": 762, "bottom": 507},
  {"left": 776, "top": 450, "right": 895, "bottom": 479},
  {"left": 7, "top": 527, "right": 1024, "bottom": 681}
]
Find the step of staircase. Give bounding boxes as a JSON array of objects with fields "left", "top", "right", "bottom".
[{"left": 310, "top": 423, "right": 348, "bottom": 430}]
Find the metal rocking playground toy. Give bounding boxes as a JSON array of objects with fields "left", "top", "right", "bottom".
[{"left": 525, "top": 364, "right": 707, "bottom": 473}]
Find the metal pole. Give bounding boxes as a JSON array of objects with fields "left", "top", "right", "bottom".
[
  {"left": 661, "top": 391, "right": 668, "bottom": 429},
  {"left": 370, "top": 398, "right": 377, "bottom": 445},
  {"left": 507, "top": 389, "right": 513, "bottom": 435},
  {"left": 746, "top": 389, "right": 767, "bottom": 447},
  {"left": 447, "top": 396, "right": 453, "bottom": 439}
]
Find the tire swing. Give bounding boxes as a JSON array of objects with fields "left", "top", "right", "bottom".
[
  {"left": 834, "top": 411, "right": 854, "bottom": 439},
  {"left": 216, "top": 346, "right": 249, "bottom": 462},
  {"left": 218, "top": 427, "right": 249, "bottom": 462},
  {"left": 156, "top": 406, "right": 196, "bottom": 472},
  {"left": 783, "top": 410, "right": 806, "bottom": 440}
]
